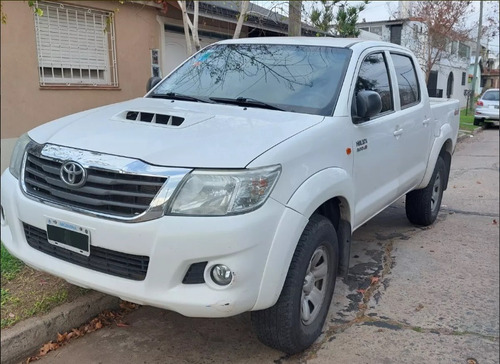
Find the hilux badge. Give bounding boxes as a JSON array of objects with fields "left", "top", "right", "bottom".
[{"left": 60, "top": 161, "right": 87, "bottom": 188}]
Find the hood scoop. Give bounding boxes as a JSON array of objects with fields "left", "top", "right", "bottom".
[{"left": 123, "top": 111, "right": 185, "bottom": 126}]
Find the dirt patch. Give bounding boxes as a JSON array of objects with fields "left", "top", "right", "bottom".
[{"left": 1, "top": 266, "right": 89, "bottom": 329}]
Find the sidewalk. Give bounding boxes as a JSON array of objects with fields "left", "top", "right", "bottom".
[{"left": 1, "top": 292, "right": 120, "bottom": 364}]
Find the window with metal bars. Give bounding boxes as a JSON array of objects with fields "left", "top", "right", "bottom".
[{"left": 34, "top": 1, "right": 118, "bottom": 87}]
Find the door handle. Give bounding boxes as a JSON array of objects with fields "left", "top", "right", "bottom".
[
  {"left": 423, "top": 118, "right": 431, "bottom": 126},
  {"left": 393, "top": 128, "right": 403, "bottom": 137}
]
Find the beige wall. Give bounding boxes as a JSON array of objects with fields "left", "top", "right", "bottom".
[{"left": 0, "top": 1, "right": 161, "bottom": 171}]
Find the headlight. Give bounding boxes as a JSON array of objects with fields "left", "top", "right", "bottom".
[
  {"left": 167, "top": 165, "right": 281, "bottom": 216},
  {"left": 9, "top": 133, "right": 32, "bottom": 180}
]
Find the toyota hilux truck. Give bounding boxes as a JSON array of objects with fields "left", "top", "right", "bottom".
[{"left": 1, "top": 38, "right": 459, "bottom": 354}]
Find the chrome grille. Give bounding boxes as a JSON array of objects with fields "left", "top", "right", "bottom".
[{"left": 23, "top": 151, "right": 167, "bottom": 217}]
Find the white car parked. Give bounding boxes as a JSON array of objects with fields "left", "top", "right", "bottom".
[
  {"left": 1, "top": 37, "right": 459, "bottom": 354},
  {"left": 474, "top": 88, "right": 500, "bottom": 127}
]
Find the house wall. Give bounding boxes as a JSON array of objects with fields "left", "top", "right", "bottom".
[
  {"left": 0, "top": 1, "right": 161, "bottom": 172},
  {"left": 434, "top": 63, "right": 469, "bottom": 107}
]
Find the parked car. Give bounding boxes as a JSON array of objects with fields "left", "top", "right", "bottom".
[
  {"left": 474, "top": 88, "right": 500, "bottom": 127},
  {"left": 1, "top": 37, "right": 460, "bottom": 354}
]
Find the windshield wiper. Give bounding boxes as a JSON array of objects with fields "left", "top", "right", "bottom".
[
  {"left": 150, "top": 92, "right": 212, "bottom": 103},
  {"left": 209, "top": 97, "right": 284, "bottom": 111}
]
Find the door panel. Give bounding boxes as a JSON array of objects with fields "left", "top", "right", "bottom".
[
  {"left": 389, "top": 53, "right": 433, "bottom": 195},
  {"left": 351, "top": 51, "right": 399, "bottom": 227},
  {"left": 352, "top": 115, "right": 400, "bottom": 226}
]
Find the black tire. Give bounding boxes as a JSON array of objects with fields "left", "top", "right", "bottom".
[
  {"left": 473, "top": 118, "right": 481, "bottom": 126},
  {"left": 251, "top": 214, "right": 338, "bottom": 354},
  {"left": 406, "top": 156, "right": 446, "bottom": 226}
]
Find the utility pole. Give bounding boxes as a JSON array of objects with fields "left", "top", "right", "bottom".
[{"left": 469, "top": 0, "right": 483, "bottom": 111}]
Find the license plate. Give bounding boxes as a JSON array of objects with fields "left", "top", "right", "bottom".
[{"left": 46, "top": 219, "right": 90, "bottom": 256}]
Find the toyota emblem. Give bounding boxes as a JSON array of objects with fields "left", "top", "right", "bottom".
[{"left": 60, "top": 161, "right": 87, "bottom": 188}]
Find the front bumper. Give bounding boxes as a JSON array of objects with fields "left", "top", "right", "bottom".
[{"left": 1, "top": 170, "right": 306, "bottom": 317}]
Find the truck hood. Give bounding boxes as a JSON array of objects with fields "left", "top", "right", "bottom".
[{"left": 29, "top": 98, "right": 324, "bottom": 168}]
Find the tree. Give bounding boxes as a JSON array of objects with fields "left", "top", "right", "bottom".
[
  {"left": 409, "top": 1, "right": 473, "bottom": 83},
  {"left": 233, "top": 1, "right": 250, "bottom": 39},
  {"left": 310, "top": 0, "right": 335, "bottom": 33},
  {"left": 177, "top": 0, "right": 200, "bottom": 56},
  {"left": 335, "top": 1, "right": 367, "bottom": 37},
  {"left": 175, "top": 1, "right": 251, "bottom": 53},
  {"left": 310, "top": 1, "right": 368, "bottom": 37},
  {"left": 288, "top": 1, "right": 302, "bottom": 36}
]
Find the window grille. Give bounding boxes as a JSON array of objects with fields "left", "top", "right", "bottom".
[{"left": 34, "top": 1, "right": 118, "bottom": 87}]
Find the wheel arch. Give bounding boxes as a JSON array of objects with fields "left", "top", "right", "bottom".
[
  {"left": 418, "top": 136, "right": 454, "bottom": 190},
  {"left": 253, "top": 169, "right": 354, "bottom": 310},
  {"left": 313, "top": 196, "right": 352, "bottom": 277},
  {"left": 439, "top": 139, "right": 453, "bottom": 190}
]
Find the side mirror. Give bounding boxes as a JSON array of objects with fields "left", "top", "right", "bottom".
[
  {"left": 352, "top": 90, "right": 382, "bottom": 123},
  {"left": 146, "top": 77, "right": 162, "bottom": 92}
]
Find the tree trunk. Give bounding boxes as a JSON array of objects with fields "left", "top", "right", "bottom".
[
  {"left": 288, "top": 1, "right": 302, "bottom": 36},
  {"left": 233, "top": 1, "right": 250, "bottom": 39},
  {"left": 178, "top": 1, "right": 193, "bottom": 55},
  {"left": 192, "top": 1, "right": 200, "bottom": 52}
]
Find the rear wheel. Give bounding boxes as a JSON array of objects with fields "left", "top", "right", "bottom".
[
  {"left": 473, "top": 118, "right": 481, "bottom": 126},
  {"left": 251, "top": 214, "right": 338, "bottom": 354},
  {"left": 406, "top": 156, "right": 446, "bottom": 226}
]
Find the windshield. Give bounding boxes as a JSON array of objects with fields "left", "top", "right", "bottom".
[
  {"left": 482, "top": 90, "right": 499, "bottom": 102},
  {"left": 150, "top": 43, "right": 352, "bottom": 116}
]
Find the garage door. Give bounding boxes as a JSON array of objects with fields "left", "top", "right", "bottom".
[{"left": 164, "top": 30, "right": 223, "bottom": 75}]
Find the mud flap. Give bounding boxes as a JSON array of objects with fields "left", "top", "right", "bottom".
[{"left": 337, "top": 219, "right": 351, "bottom": 279}]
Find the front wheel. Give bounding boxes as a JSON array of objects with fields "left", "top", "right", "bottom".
[
  {"left": 406, "top": 156, "right": 446, "bottom": 226},
  {"left": 251, "top": 214, "right": 338, "bottom": 354}
]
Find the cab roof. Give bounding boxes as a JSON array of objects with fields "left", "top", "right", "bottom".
[{"left": 217, "top": 37, "right": 410, "bottom": 53}]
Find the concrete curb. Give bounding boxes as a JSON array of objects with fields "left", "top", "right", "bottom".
[
  {"left": 457, "top": 126, "right": 483, "bottom": 142},
  {"left": 0, "top": 291, "right": 120, "bottom": 364}
]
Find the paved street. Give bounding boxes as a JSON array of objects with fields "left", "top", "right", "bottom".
[{"left": 34, "top": 129, "right": 499, "bottom": 364}]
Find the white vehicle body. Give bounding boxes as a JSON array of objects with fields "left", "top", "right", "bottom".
[
  {"left": 1, "top": 37, "right": 459, "bottom": 352},
  {"left": 474, "top": 88, "right": 500, "bottom": 127}
]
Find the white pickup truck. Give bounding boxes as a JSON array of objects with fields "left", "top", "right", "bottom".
[{"left": 1, "top": 37, "right": 459, "bottom": 353}]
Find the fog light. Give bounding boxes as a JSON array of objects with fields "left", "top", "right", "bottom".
[{"left": 210, "top": 264, "right": 233, "bottom": 286}]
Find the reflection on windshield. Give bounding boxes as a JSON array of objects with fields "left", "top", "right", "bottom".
[{"left": 151, "top": 44, "right": 351, "bottom": 116}]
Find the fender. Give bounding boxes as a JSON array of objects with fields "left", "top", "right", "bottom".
[
  {"left": 252, "top": 168, "right": 354, "bottom": 310},
  {"left": 286, "top": 167, "right": 354, "bottom": 221},
  {"left": 416, "top": 123, "right": 454, "bottom": 189}
]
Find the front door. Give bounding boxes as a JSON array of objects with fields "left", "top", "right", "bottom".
[{"left": 351, "top": 51, "right": 400, "bottom": 228}]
